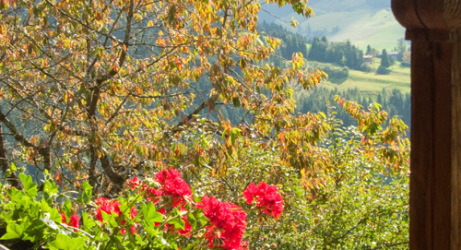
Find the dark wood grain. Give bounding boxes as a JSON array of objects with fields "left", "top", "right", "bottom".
[
  {"left": 451, "top": 42, "right": 461, "bottom": 250},
  {"left": 432, "top": 41, "right": 452, "bottom": 250},
  {"left": 410, "top": 40, "right": 435, "bottom": 250},
  {"left": 391, "top": 0, "right": 424, "bottom": 30},
  {"left": 391, "top": 1, "right": 461, "bottom": 249}
]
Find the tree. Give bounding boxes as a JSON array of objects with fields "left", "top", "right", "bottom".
[
  {"left": 402, "top": 51, "right": 411, "bottom": 67},
  {"left": 0, "top": 0, "right": 322, "bottom": 192},
  {"left": 395, "top": 39, "right": 407, "bottom": 61},
  {"left": 308, "top": 36, "right": 328, "bottom": 61},
  {"left": 377, "top": 49, "right": 392, "bottom": 74}
]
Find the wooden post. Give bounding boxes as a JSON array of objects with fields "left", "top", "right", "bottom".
[{"left": 392, "top": 1, "right": 461, "bottom": 249}]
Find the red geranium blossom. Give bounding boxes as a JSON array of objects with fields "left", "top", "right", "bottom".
[
  {"left": 121, "top": 225, "right": 137, "bottom": 235},
  {"left": 153, "top": 168, "right": 192, "bottom": 208},
  {"left": 126, "top": 176, "right": 140, "bottom": 189},
  {"left": 130, "top": 206, "right": 137, "bottom": 219},
  {"left": 121, "top": 206, "right": 138, "bottom": 235},
  {"left": 243, "top": 181, "right": 283, "bottom": 219},
  {"left": 95, "top": 197, "right": 121, "bottom": 222},
  {"left": 177, "top": 214, "right": 192, "bottom": 236},
  {"left": 61, "top": 213, "right": 80, "bottom": 231},
  {"left": 145, "top": 187, "right": 163, "bottom": 205},
  {"left": 197, "top": 195, "right": 247, "bottom": 249}
]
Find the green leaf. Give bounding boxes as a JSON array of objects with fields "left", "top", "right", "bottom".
[
  {"left": 19, "top": 173, "right": 37, "bottom": 197},
  {"left": 1, "top": 211, "right": 13, "bottom": 223},
  {"left": 78, "top": 181, "right": 93, "bottom": 203},
  {"left": 101, "top": 211, "right": 118, "bottom": 227},
  {"left": 82, "top": 212, "right": 96, "bottom": 230},
  {"left": 63, "top": 198, "right": 73, "bottom": 215},
  {"left": 230, "top": 128, "right": 241, "bottom": 144},
  {"left": 168, "top": 208, "right": 185, "bottom": 230},
  {"left": 0, "top": 223, "right": 24, "bottom": 240},
  {"left": 49, "top": 233, "right": 85, "bottom": 250},
  {"left": 43, "top": 179, "right": 59, "bottom": 199},
  {"left": 142, "top": 203, "right": 163, "bottom": 227},
  {"left": 197, "top": 212, "right": 208, "bottom": 227},
  {"left": 187, "top": 211, "right": 197, "bottom": 230}
]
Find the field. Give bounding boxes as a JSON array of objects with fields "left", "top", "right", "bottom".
[
  {"left": 307, "top": 58, "right": 411, "bottom": 99},
  {"left": 325, "top": 9, "right": 406, "bottom": 51},
  {"left": 259, "top": 1, "right": 407, "bottom": 52}
]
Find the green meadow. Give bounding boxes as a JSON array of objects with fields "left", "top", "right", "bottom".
[{"left": 307, "top": 59, "right": 410, "bottom": 99}]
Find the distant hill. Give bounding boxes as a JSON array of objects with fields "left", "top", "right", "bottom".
[{"left": 258, "top": 0, "right": 406, "bottom": 51}]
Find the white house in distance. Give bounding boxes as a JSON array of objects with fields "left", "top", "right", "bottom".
[{"left": 363, "top": 55, "right": 373, "bottom": 64}]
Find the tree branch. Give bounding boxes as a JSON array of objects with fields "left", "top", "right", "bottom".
[{"left": 0, "top": 124, "right": 22, "bottom": 189}]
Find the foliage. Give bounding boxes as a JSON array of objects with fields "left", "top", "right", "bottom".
[
  {"left": 401, "top": 51, "right": 411, "bottom": 67},
  {"left": 0, "top": 169, "right": 286, "bottom": 249},
  {"left": 294, "top": 87, "right": 411, "bottom": 129},
  {"left": 0, "top": 98, "right": 409, "bottom": 249},
  {"left": 394, "top": 39, "right": 408, "bottom": 62},
  {"left": 0, "top": 0, "right": 321, "bottom": 192},
  {"left": 308, "top": 62, "right": 349, "bottom": 84},
  {"left": 0, "top": 0, "right": 409, "bottom": 249},
  {"left": 258, "top": 22, "right": 309, "bottom": 61},
  {"left": 308, "top": 36, "right": 369, "bottom": 72}
]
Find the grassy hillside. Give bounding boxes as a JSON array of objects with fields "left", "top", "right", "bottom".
[
  {"left": 259, "top": 0, "right": 406, "bottom": 51},
  {"left": 307, "top": 59, "right": 410, "bottom": 99},
  {"left": 326, "top": 9, "right": 405, "bottom": 51}
]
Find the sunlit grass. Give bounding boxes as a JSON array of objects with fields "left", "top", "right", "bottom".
[{"left": 308, "top": 60, "right": 410, "bottom": 99}]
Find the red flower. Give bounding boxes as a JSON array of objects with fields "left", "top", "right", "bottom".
[
  {"left": 95, "top": 197, "right": 121, "bottom": 222},
  {"left": 130, "top": 206, "right": 137, "bottom": 219},
  {"left": 130, "top": 225, "right": 137, "bottom": 234},
  {"left": 145, "top": 187, "right": 163, "bottom": 205},
  {"left": 121, "top": 225, "right": 137, "bottom": 235},
  {"left": 126, "top": 176, "right": 140, "bottom": 189},
  {"left": 69, "top": 214, "right": 80, "bottom": 228},
  {"left": 61, "top": 213, "right": 80, "bottom": 231},
  {"left": 243, "top": 181, "right": 283, "bottom": 219},
  {"left": 154, "top": 168, "right": 192, "bottom": 208},
  {"left": 197, "top": 195, "right": 247, "bottom": 249},
  {"left": 154, "top": 208, "right": 166, "bottom": 227},
  {"left": 177, "top": 214, "right": 192, "bottom": 236},
  {"left": 121, "top": 206, "right": 138, "bottom": 235}
]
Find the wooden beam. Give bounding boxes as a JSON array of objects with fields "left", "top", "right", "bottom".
[{"left": 392, "top": 1, "right": 461, "bottom": 249}]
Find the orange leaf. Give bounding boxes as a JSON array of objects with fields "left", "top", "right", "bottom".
[
  {"left": 156, "top": 38, "right": 166, "bottom": 47},
  {"left": 56, "top": 172, "right": 62, "bottom": 187},
  {"left": 175, "top": 144, "right": 180, "bottom": 157}
]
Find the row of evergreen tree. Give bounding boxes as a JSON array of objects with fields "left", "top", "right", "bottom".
[
  {"left": 258, "top": 22, "right": 309, "bottom": 60},
  {"left": 308, "top": 36, "right": 370, "bottom": 72}
]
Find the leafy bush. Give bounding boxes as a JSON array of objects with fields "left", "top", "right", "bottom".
[{"left": 0, "top": 98, "right": 409, "bottom": 249}]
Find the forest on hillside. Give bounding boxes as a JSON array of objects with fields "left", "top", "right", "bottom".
[
  {"left": 258, "top": 22, "right": 411, "bottom": 128},
  {"left": 0, "top": 1, "right": 409, "bottom": 249}
]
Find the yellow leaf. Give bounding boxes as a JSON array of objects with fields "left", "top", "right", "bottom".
[
  {"left": 156, "top": 38, "right": 166, "bottom": 47},
  {"left": 134, "top": 13, "right": 143, "bottom": 22}
]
